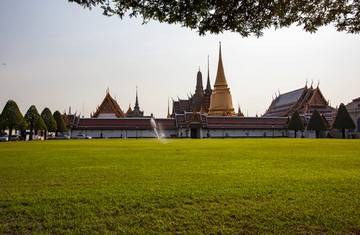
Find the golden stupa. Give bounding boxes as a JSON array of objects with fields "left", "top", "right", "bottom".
[{"left": 208, "top": 43, "right": 236, "bottom": 116}]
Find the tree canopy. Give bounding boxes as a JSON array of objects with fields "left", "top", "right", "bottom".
[
  {"left": 41, "top": 108, "right": 57, "bottom": 133},
  {"left": 0, "top": 100, "right": 27, "bottom": 136},
  {"left": 307, "top": 110, "right": 328, "bottom": 131},
  {"left": 25, "top": 105, "right": 47, "bottom": 140},
  {"left": 69, "top": 0, "right": 360, "bottom": 37},
  {"left": 288, "top": 110, "right": 304, "bottom": 131},
  {"left": 333, "top": 103, "right": 356, "bottom": 129},
  {"left": 307, "top": 110, "right": 327, "bottom": 138},
  {"left": 53, "top": 111, "right": 68, "bottom": 134},
  {"left": 288, "top": 110, "right": 304, "bottom": 138}
]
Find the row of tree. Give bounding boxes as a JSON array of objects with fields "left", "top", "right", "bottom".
[
  {"left": 0, "top": 100, "right": 67, "bottom": 140},
  {"left": 288, "top": 103, "right": 356, "bottom": 138}
]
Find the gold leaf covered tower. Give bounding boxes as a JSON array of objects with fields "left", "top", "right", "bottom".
[{"left": 208, "top": 42, "right": 236, "bottom": 116}]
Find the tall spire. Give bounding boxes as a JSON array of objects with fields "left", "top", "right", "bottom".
[
  {"left": 167, "top": 96, "right": 171, "bottom": 118},
  {"left": 214, "top": 42, "right": 228, "bottom": 88},
  {"left": 195, "top": 69, "right": 204, "bottom": 94},
  {"left": 206, "top": 55, "right": 211, "bottom": 91},
  {"left": 208, "top": 42, "right": 236, "bottom": 116},
  {"left": 134, "top": 86, "right": 140, "bottom": 110}
]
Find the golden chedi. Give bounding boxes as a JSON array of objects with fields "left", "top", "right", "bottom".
[{"left": 208, "top": 43, "right": 236, "bottom": 116}]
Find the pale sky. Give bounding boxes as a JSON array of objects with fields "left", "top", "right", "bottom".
[{"left": 1, "top": 0, "right": 359, "bottom": 118}]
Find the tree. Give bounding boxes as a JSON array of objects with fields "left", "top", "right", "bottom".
[
  {"left": 41, "top": 108, "right": 57, "bottom": 140},
  {"left": 25, "top": 105, "right": 47, "bottom": 140},
  {"left": 288, "top": 110, "right": 304, "bottom": 138},
  {"left": 307, "top": 110, "right": 327, "bottom": 138},
  {"left": 69, "top": 0, "right": 360, "bottom": 37},
  {"left": 0, "top": 100, "right": 27, "bottom": 139},
  {"left": 53, "top": 111, "right": 67, "bottom": 136},
  {"left": 332, "top": 103, "right": 356, "bottom": 139}
]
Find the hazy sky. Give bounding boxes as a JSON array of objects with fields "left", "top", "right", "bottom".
[{"left": 1, "top": 0, "right": 359, "bottom": 118}]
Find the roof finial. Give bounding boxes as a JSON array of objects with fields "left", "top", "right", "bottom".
[
  {"left": 106, "top": 87, "right": 109, "bottom": 94},
  {"left": 317, "top": 79, "right": 320, "bottom": 88},
  {"left": 305, "top": 79, "right": 308, "bottom": 87},
  {"left": 311, "top": 79, "right": 313, "bottom": 88}
]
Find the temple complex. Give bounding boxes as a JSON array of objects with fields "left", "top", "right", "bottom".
[{"left": 60, "top": 43, "right": 347, "bottom": 139}]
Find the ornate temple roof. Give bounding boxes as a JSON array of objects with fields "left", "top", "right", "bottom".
[
  {"left": 92, "top": 90, "right": 124, "bottom": 118},
  {"left": 263, "top": 85, "right": 335, "bottom": 121}
]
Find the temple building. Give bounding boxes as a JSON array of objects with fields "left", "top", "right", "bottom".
[
  {"left": 91, "top": 88, "right": 145, "bottom": 118},
  {"left": 208, "top": 42, "right": 236, "bottom": 116},
  {"left": 263, "top": 83, "right": 335, "bottom": 122}
]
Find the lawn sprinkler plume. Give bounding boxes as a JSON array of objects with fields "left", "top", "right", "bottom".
[{"left": 150, "top": 118, "right": 166, "bottom": 141}]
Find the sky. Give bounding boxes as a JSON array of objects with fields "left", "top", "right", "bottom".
[{"left": 0, "top": 0, "right": 359, "bottom": 118}]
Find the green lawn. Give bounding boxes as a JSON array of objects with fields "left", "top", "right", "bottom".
[{"left": 0, "top": 139, "right": 359, "bottom": 234}]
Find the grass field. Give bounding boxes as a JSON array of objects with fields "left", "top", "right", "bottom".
[{"left": 0, "top": 139, "right": 359, "bottom": 234}]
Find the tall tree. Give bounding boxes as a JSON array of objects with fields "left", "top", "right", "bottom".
[
  {"left": 332, "top": 103, "right": 356, "bottom": 139},
  {"left": 307, "top": 110, "right": 327, "bottom": 138},
  {"left": 0, "top": 100, "right": 27, "bottom": 139},
  {"left": 288, "top": 110, "right": 304, "bottom": 138},
  {"left": 41, "top": 108, "right": 57, "bottom": 140},
  {"left": 25, "top": 105, "right": 47, "bottom": 140},
  {"left": 69, "top": 0, "right": 360, "bottom": 37},
  {"left": 53, "top": 111, "right": 67, "bottom": 136}
]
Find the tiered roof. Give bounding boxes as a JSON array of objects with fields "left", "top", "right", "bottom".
[
  {"left": 92, "top": 91, "right": 124, "bottom": 118},
  {"left": 264, "top": 85, "right": 335, "bottom": 122}
]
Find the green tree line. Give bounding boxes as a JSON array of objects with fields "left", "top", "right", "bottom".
[
  {"left": 0, "top": 100, "right": 67, "bottom": 141},
  {"left": 288, "top": 103, "right": 355, "bottom": 138}
]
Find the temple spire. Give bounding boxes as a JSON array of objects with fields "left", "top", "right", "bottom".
[
  {"left": 134, "top": 86, "right": 140, "bottom": 110},
  {"left": 214, "top": 42, "right": 228, "bottom": 88},
  {"left": 167, "top": 97, "right": 171, "bottom": 118},
  {"left": 208, "top": 42, "right": 236, "bottom": 116},
  {"left": 206, "top": 55, "right": 211, "bottom": 91}
]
